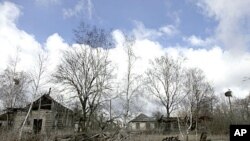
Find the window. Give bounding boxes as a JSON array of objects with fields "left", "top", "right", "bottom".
[
  {"left": 33, "top": 119, "right": 42, "bottom": 134},
  {"left": 136, "top": 123, "right": 140, "bottom": 130},
  {"left": 146, "top": 123, "right": 150, "bottom": 129},
  {"left": 150, "top": 123, "right": 155, "bottom": 129}
]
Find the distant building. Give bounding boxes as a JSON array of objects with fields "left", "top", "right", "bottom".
[
  {"left": 0, "top": 93, "right": 74, "bottom": 134},
  {"left": 129, "top": 113, "right": 156, "bottom": 132},
  {"left": 128, "top": 113, "right": 209, "bottom": 133},
  {"left": 157, "top": 116, "right": 180, "bottom": 132}
]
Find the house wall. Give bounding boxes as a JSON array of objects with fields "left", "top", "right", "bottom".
[
  {"left": 51, "top": 102, "right": 74, "bottom": 129},
  {"left": 150, "top": 123, "right": 155, "bottom": 129},
  {"left": 129, "top": 122, "right": 155, "bottom": 131},
  {"left": 129, "top": 121, "right": 183, "bottom": 133},
  {"left": 13, "top": 109, "right": 74, "bottom": 134},
  {"left": 0, "top": 121, "right": 8, "bottom": 127},
  {"left": 140, "top": 123, "right": 146, "bottom": 130},
  {"left": 13, "top": 110, "right": 52, "bottom": 133},
  {"left": 130, "top": 122, "right": 136, "bottom": 130}
]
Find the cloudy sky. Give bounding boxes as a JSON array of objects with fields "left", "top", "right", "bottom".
[{"left": 1, "top": 0, "right": 250, "bottom": 105}]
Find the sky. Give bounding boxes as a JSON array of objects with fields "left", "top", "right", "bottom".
[{"left": 1, "top": 0, "right": 250, "bottom": 114}]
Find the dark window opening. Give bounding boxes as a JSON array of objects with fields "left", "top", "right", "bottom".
[
  {"left": 32, "top": 96, "right": 52, "bottom": 110},
  {"left": 33, "top": 119, "right": 42, "bottom": 134}
]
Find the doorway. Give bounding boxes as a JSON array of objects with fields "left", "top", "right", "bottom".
[{"left": 33, "top": 119, "right": 42, "bottom": 133}]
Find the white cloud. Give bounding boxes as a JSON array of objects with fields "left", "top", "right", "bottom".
[
  {"left": 44, "top": 33, "right": 70, "bottom": 73},
  {"left": 0, "top": 1, "right": 20, "bottom": 27},
  {"left": 159, "top": 25, "right": 178, "bottom": 36},
  {"left": 183, "top": 35, "right": 214, "bottom": 47},
  {"left": 110, "top": 30, "right": 165, "bottom": 80},
  {"left": 63, "top": 0, "right": 93, "bottom": 19},
  {"left": 165, "top": 46, "right": 250, "bottom": 98},
  {"left": 132, "top": 21, "right": 178, "bottom": 40},
  {"left": 0, "top": 1, "right": 42, "bottom": 71},
  {"left": 197, "top": 0, "right": 250, "bottom": 52}
]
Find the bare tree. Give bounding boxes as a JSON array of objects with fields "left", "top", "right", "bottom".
[
  {"left": 206, "top": 94, "right": 230, "bottom": 134},
  {"left": 182, "top": 68, "right": 214, "bottom": 141},
  {"left": 0, "top": 49, "right": 29, "bottom": 109},
  {"left": 234, "top": 95, "right": 250, "bottom": 123},
  {"left": 18, "top": 53, "right": 48, "bottom": 140},
  {"left": 52, "top": 46, "right": 113, "bottom": 131},
  {"left": 120, "top": 36, "right": 143, "bottom": 128},
  {"left": 0, "top": 70, "right": 29, "bottom": 109},
  {"left": 146, "top": 54, "right": 183, "bottom": 118}
]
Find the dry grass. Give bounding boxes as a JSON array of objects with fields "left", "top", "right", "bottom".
[
  {"left": 0, "top": 130, "right": 18, "bottom": 141},
  {"left": 0, "top": 129, "right": 229, "bottom": 141},
  {"left": 0, "top": 129, "right": 74, "bottom": 141},
  {"left": 128, "top": 133, "right": 229, "bottom": 141}
]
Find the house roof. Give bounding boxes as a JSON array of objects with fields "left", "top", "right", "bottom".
[
  {"left": 0, "top": 91, "right": 74, "bottom": 121},
  {"left": 129, "top": 113, "right": 155, "bottom": 122},
  {"left": 25, "top": 93, "right": 73, "bottom": 112}
]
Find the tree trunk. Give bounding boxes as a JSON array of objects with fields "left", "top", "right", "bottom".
[
  {"left": 80, "top": 97, "right": 87, "bottom": 132},
  {"left": 18, "top": 102, "right": 33, "bottom": 141},
  {"left": 195, "top": 117, "right": 198, "bottom": 141},
  {"left": 177, "top": 115, "right": 184, "bottom": 139},
  {"left": 185, "top": 134, "right": 189, "bottom": 141},
  {"left": 166, "top": 107, "right": 170, "bottom": 118}
]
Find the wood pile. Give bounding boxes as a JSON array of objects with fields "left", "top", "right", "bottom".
[
  {"left": 162, "top": 136, "right": 180, "bottom": 141},
  {"left": 54, "top": 130, "right": 129, "bottom": 141}
]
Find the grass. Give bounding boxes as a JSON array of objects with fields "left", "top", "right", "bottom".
[
  {"left": 128, "top": 133, "right": 229, "bottom": 141},
  {"left": 0, "top": 129, "right": 74, "bottom": 141},
  {"left": 0, "top": 129, "right": 229, "bottom": 141}
]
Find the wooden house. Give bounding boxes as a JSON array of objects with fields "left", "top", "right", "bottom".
[
  {"left": 128, "top": 114, "right": 156, "bottom": 132},
  {"left": 128, "top": 113, "right": 183, "bottom": 133},
  {"left": 0, "top": 93, "right": 74, "bottom": 134}
]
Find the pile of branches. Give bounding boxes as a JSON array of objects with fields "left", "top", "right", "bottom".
[
  {"left": 162, "top": 136, "right": 180, "bottom": 141},
  {"left": 54, "top": 130, "right": 129, "bottom": 141}
]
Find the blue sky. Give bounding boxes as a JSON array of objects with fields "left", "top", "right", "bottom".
[{"left": 12, "top": 0, "right": 216, "bottom": 45}]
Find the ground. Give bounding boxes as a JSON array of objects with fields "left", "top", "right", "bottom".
[{"left": 0, "top": 129, "right": 229, "bottom": 141}]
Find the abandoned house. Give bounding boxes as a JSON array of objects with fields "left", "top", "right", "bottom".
[
  {"left": 129, "top": 113, "right": 213, "bottom": 133},
  {"left": 0, "top": 93, "right": 74, "bottom": 134},
  {"left": 129, "top": 113, "right": 185, "bottom": 133},
  {"left": 128, "top": 113, "right": 156, "bottom": 132},
  {"left": 157, "top": 116, "right": 181, "bottom": 132},
  {"left": 157, "top": 115, "right": 213, "bottom": 132}
]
